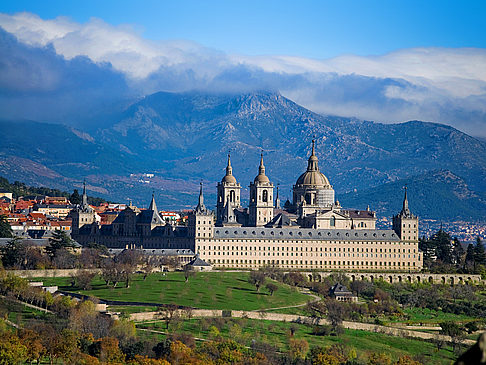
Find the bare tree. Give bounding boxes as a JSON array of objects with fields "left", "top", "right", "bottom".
[
  {"left": 183, "top": 265, "right": 195, "bottom": 282},
  {"left": 158, "top": 304, "right": 180, "bottom": 330},
  {"left": 248, "top": 271, "right": 266, "bottom": 292}
]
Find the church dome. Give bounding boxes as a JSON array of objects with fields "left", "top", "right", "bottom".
[
  {"left": 295, "top": 170, "right": 330, "bottom": 187},
  {"left": 294, "top": 139, "right": 332, "bottom": 188}
]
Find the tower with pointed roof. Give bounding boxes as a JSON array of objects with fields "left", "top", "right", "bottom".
[
  {"left": 136, "top": 193, "right": 165, "bottom": 236},
  {"left": 249, "top": 153, "right": 274, "bottom": 226},
  {"left": 188, "top": 182, "right": 214, "bottom": 238},
  {"left": 216, "top": 153, "right": 241, "bottom": 226},
  {"left": 293, "top": 140, "right": 335, "bottom": 218},
  {"left": 71, "top": 180, "right": 97, "bottom": 236},
  {"left": 393, "top": 187, "right": 419, "bottom": 242}
]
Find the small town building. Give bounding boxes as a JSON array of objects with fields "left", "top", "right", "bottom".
[{"left": 329, "top": 283, "right": 358, "bottom": 302}]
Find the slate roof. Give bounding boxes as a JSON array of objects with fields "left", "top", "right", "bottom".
[
  {"left": 187, "top": 255, "right": 211, "bottom": 267},
  {"left": 213, "top": 227, "right": 399, "bottom": 241},
  {"left": 107, "top": 248, "right": 195, "bottom": 256}
]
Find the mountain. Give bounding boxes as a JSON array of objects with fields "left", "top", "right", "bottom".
[
  {"left": 99, "top": 90, "right": 486, "bottom": 194},
  {"left": 1, "top": 91, "right": 486, "bottom": 220},
  {"left": 0, "top": 119, "right": 154, "bottom": 196},
  {"left": 340, "top": 170, "right": 486, "bottom": 221}
]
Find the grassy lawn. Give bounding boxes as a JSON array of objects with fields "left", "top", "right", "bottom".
[
  {"left": 137, "top": 317, "right": 457, "bottom": 364},
  {"left": 394, "top": 307, "right": 476, "bottom": 325},
  {"left": 35, "top": 272, "right": 309, "bottom": 311},
  {"left": 0, "top": 297, "right": 54, "bottom": 327}
]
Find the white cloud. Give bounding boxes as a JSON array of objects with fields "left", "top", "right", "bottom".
[{"left": 1, "top": 12, "right": 486, "bottom": 136}]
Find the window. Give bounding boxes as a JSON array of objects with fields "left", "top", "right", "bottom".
[
  {"left": 262, "top": 190, "right": 268, "bottom": 202},
  {"left": 330, "top": 216, "right": 336, "bottom": 227}
]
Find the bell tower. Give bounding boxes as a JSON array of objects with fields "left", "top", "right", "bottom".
[
  {"left": 249, "top": 153, "right": 274, "bottom": 226},
  {"left": 393, "top": 187, "right": 419, "bottom": 242},
  {"left": 216, "top": 153, "right": 241, "bottom": 225}
]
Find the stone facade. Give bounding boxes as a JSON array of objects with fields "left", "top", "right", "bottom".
[{"left": 70, "top": 141, "right": 423, "bottom": 272}]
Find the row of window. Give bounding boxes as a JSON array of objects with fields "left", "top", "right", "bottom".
[
  {"left": 201, "top": 245, "right": 416, "bottom": 253},
  {"left": 208, "top": 259, "right": 417, "bottom": 267},
  {"left": 203, "top": 251, "right": 417, "bottom": 259}
]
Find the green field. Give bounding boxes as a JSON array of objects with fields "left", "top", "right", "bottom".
[
  {"left": 37, "top": 272, "right": 310, "bottom": 311},
  {"left": 0, "top": 297, "right": 54, "bottom": 328},
  {"left": 137, "top": 317, "right": 457, "bottom": 364},
  {"left": 393, "top": 307, "right": 476, "bottom": 325}
]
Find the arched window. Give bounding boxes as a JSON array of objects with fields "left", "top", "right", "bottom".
[
  {"left": 262, "top": 190, "right": 268, "bottom": 202},
  {"left": 230, "top": 190, "right": 235, "bottom": 203},
  {"left": 305, "top": 193, "right": 312, "bottom": 204},
  {"left": 330, "top": 216, "right": 336, "bottom": 227}
]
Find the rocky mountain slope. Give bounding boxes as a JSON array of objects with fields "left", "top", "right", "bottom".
[{"left": 1, "top": 91, "right": 486, "bottom": 219}]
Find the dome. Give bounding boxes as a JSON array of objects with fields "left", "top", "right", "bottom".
[
  {"left": 254, "top": 174, "right": 269, "bottom": 183},
  {"left": 294, "top": 139, "right": 332, "bottom": 188},
  {"left": 221, "top": 153, "right": 237, "bottom": 184},
  {"left": 296, "top": 170, "right": 330, "bottom": 187},
  {"left": 222, "top": 174, "right": 237, "bottom": 184},
  {"left": 254, "top": 153, "right": 270, "bottom": 183}
]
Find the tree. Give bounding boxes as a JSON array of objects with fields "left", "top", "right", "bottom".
[
  {"left": 430, "top": 229, "right": 453, "bottom": 264},
  {"left": 183, "top": 265, "right": 195, "bottom": 282},
  {"left": 74, "top": 269, "right": 96, "bottom": 290},
  {"left": 45, "top": 230, "right": 76, "bottom": 261},
  {"left": 440, "top": 321, "right": 465, "bottom": 355},
  {"left": 265, "top": 282, "right": 278, "bottom": 296},
  {"left": 452, "top": 237, "right": 465, "bottom": 267},
  {"left": 473, "top": 236, "right": 486, "bottom": 270},
  {"left": 326, "top": 300, "right": 346, "bottom": 334},
  {"left": 248, "top": 271, "right": 266, "bottom": 292},
  {"left": 158, "top": 304, "right": 180, "bottom": 330},
  {"left": 288, "top": 338, "right": 309, "bottom": 361},
  {"left": 0, "top": 331, "right": 28, "bottom": 365},
  {"left": 0, "top": 236, "right": 25, "bottom": 268},
  {"left": 0, "top": 214, "right": 12, "bottom": 238},
  {"left": 70, "top": 189, "right": 81, "bottom": 205},
  {"left": 465, "top": 243, "right": 475, "bottom": 270},
  {"left": 115, "top": 249, "right": 142, "bottom": 288}
]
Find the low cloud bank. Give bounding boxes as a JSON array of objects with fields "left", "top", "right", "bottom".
[{"left": 1, "top": 12, "right": 486, "bottom": 136}]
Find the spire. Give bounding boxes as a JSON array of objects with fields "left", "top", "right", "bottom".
[
  {"left": 82, "top": 179, "right": 88, "bottom": 206},
  {"left": 259, "top": 152, "right": 265, "bottom": 175},
  {"left": 149, "top": 192, "right": 157, "bottom": 212},
  {"left": 254, "top": 152, "right": 270, "bottom": 183},
  {"left": 275, "top": 184, "right": 281, "bottom": 209},
  {"left": 226, "top": 153, "right": 233, "bottom": 176},
  {"left": 195, "top": 182, "right": 207, "bottom": 213},
  {"left": 307, "top": 139, "right": 319, "bottom": 172},
  {"left": 221, "top": 152, "right": 237, "bottom": 184},
  {"left": 400, "top": 186, "right": 412, "bottom": 217}
]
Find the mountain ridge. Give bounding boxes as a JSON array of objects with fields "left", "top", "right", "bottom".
[{"left": 1, "top": 91, "right": 486, "bottom": 220}]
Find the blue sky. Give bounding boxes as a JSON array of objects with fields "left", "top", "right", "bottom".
[
  {"left": 2, "top": 0, "right": 486, "bottom": 58},
  {"left": 1, "top": 1, "right": 486, "bottom": 136}
]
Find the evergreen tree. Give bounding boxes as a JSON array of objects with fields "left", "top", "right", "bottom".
[
  {"left": 0, "top": 236, "right": 24, "bottom": 268},
  {"left": 430, "top": 229, "right": 453, "bottom": 264},
  {"left": 46, "top": 230, "right": 76, "bottom": 259},
  {"left": 0, "top": 214, "right": 13, "bottom": 238},
  {"left": 473, "top": 236, "right": 486, "bottom": 269},
  {"left": 70, "top": 189, "right": 81, "bottom": 205},
  {"left": 465, "top": 243, "right": 475, "bottom": 269},
  {"left": 452, "top": 237, "right": 465, "bottom": 267}
]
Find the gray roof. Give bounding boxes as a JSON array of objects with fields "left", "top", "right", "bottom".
[
  {"left": 107, "top": 248, "right": 194, "bottom": 256},
  {"left": 187, "top": 255, "right": 211, "bottom": 266},
  {"left": 213, "top": 227, "right": 399, "bottom": 241},
  {"left": 330, "top": 283, "right": 354, "bottom": 295}
]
